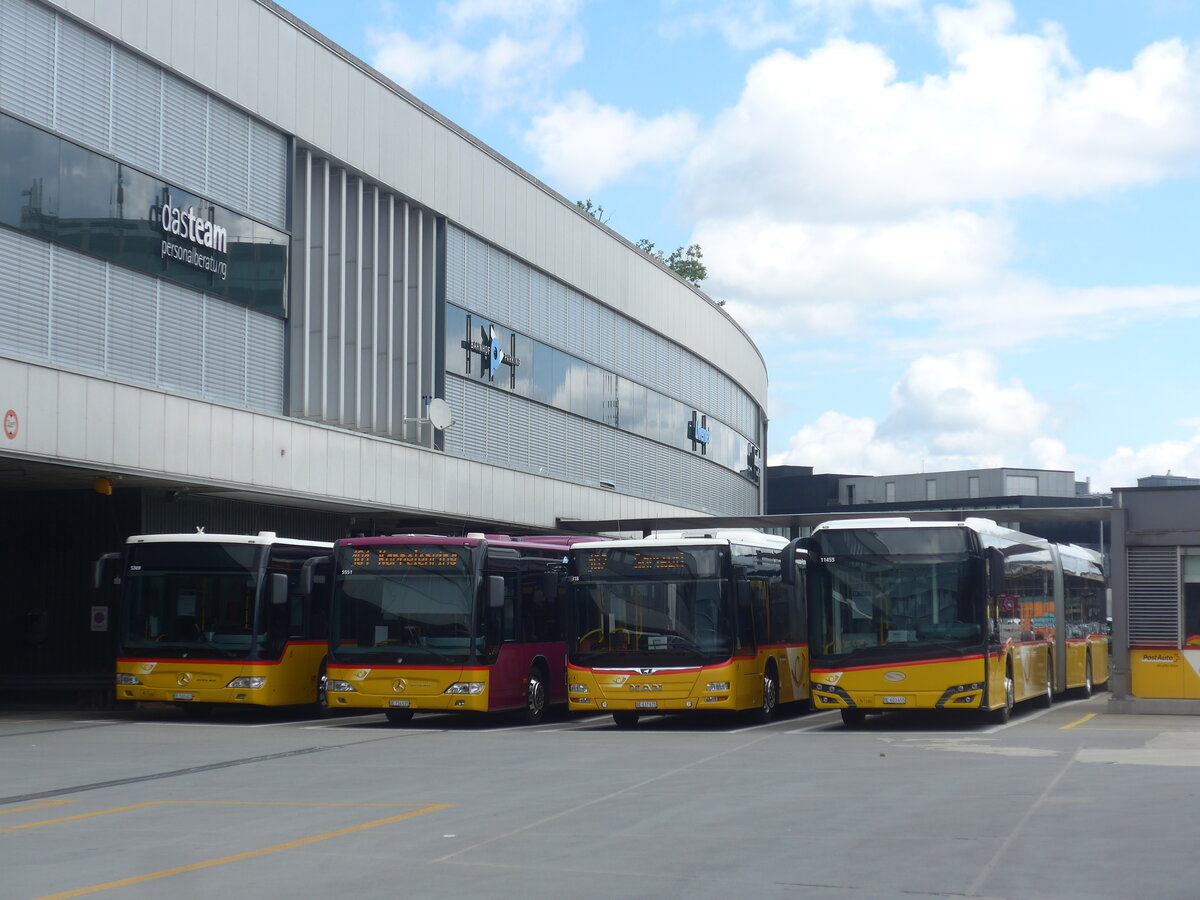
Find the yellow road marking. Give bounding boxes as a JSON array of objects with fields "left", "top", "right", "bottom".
[
  {"left": 1, "top": 800, "right": 443, "bottom": 833},
  {"left": 1062, "top": 712, "right": 1097, "bottom": 730},
  {"left": 0, "top": 799, "right": 77, "bottom": 817},
  {"left": 30, "top": 803, "right": 452, "bottom": 900}
]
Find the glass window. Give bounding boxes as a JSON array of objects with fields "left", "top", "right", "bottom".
[{"left": 0, "top": 115, "right": 60, "bottom": 238}]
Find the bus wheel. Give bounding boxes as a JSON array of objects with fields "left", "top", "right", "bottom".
[
  {"left": 385, "top": 709, "right": 414, "bottom": 725},
  {"left": 1076, "top": 655, "right": 1093, "bottom": 700},
  {"left": 1037, "top": 657, "right": 1054, "bottom": 709},
  {"left": 612, "top": 711, "right": 640, "bottom": 728},
  {"left": 752, "top": 667, "right": 779, "bottom": 724},
  {"left": 314, "top": 661, "right": 329, "bottom": 713},
  {"left": 840, "top": 709, "right": 866, "bottom": 728},
  {"left": 523, "top": 667, "right": 548, "bottom": 725},
  {"left": 990, "top": 670, "right": 1014, "bottom": 725}
]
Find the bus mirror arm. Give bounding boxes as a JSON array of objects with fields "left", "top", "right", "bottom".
[
  {"left": 488, "top": 575, "right": 505, "bottom": 609},
  {"left": 92, "top": 552, "right": 122, "bottom": 590},
  {"left": 299, "top": 555, "right": 331, "bottom": 597}
]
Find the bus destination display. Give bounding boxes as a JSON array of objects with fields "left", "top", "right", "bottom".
[
  {"left": 583, "top": 549, "right": 693, "bottom": 574},
  {"left": 347, "top": 548, "right": 466, "bottom": 570}
]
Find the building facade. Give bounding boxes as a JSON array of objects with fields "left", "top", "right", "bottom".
[
  {"left": 1109, "top": 486, "right": 1200, "bottom": 713},
  {"left": 0, "top": 0, "right": 768, "bottom": 687}
]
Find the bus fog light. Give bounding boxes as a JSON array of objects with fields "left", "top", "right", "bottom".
[
  {"left": 445, "top": 682, "right": 485, "bottom": 694},
  {"left": 326, "top": 680, "right": 356, "bottom": 693},
  {"left": 706, "top": 682, "right": 730, "bottom": 692},
  {"left": 568, "top": 683, "right": 589, "bottom": 693},
  {"left": 226, "top": 677, "right": 266, "bottom": 689},
  {"left": 115, "top": 674, "right": 141, "bottom": 685}
]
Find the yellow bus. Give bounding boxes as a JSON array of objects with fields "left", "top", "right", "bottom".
[
  {"left": 99, "top": 531, "right": 334, "bottom": 713},
  {"left": 802, "top": 518, "right": 1108, "bottom": 727},
  {"left": 565, "top": 530, "right": 808, "bottom": 728}
]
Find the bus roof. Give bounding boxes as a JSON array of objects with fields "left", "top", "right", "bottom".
[
  {"left": 126, "top": 531, "right": 332, "bottom": 548},
  {"left": 575, "top": 530, "right": 789, "bottom": 551},
  {"left": 334, "top": 534, "right": 589, "bottom": 552}
]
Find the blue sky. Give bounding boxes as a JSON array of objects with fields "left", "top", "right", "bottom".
[{"left": 277, "top": 0, "right": 1200, "bottom": 491}]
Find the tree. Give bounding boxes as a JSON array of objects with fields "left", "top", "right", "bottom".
[
  {"left": 575, "top": 198, "right": 611, "bottom": 225},
  {"left": 636, "top": 239, "right": 707, "bottom": 285}
]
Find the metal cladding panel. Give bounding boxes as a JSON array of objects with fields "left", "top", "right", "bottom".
[
  {"left": 111, "top": 48, "right": 161, "bottom": 173},
  {"left": 55, "top": 17, "right": 111, "bottom": 150},
  {"left": 207, "top": 99, "right": 251, "bottom": 214},
  {"left": 50, "top": 251, "right": 106, "bottom": 372},
  {"left": 0, "top": 229, "right": 49, "bottom": 359},
  {"left": 0, "top": 0, "right": 55, "bottom": 124},
  {"left": 106, "top": 266, "right": 158, "bottom": 385},
  {"left": 84, "top": 377, "right": 115, "bottom": 464},
  {"left": 157, "top": 281, "right": 205, "bottom": 396},
  {"left": 161, "top": 73, "right": 209, "bottom": 191}
]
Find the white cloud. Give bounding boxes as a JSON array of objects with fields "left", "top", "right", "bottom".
[
  {"left": 770, "top": 350, "right": 1200, "bottom": 491},
  {"left": 684, "top": 7, "right": 1200, "bottom": 222},
  {"left": 772, "top": 349, "right": 1052, "bottom": 472},
  {"left": 524, "top": 92, "right": 700, "bottom": 196},
  {"left": 672, "top": 0, "right": 924, "bottom": 51},
  {"left": 367, "top": 0, "right": 585, "bottom": 108}
]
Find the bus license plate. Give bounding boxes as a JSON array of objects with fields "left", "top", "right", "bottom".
[
  {"left": 882, "top": 695, "right": 906, "bottom": 705},
  {"left": 635, "top": 701, "right": 658, "bottom": 709},
  {"left": 173, "top": 693, "right": 194, "bottom": 701},
  {"left": 388, "top": 700, "right": 411, "bottom": 708}
]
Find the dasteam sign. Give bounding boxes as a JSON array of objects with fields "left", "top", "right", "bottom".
[{"left": 154, "top": 190, "right": 229, "bottom": 281}]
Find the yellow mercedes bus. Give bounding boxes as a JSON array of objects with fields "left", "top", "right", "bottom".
[
  {"left": 98, "top": 531, "right": 334, "bottom": 712},
  {"left": 565, "top": 530, "right": 807, "bottom": 728},
  {"left": 802, "top": 518, "right": 1108, "bottom": 727}
]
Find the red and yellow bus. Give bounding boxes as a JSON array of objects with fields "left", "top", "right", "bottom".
[
  {"left": 564, "top": 530, "right": 808, "bottom": 727},
  {"left": 802, "top": 518, "right": 1108, "bottom": 727},
  {"left": 318, "top": 534, "right": 596, "bottom": 724},
  {"left": 100, "top": 532, "right": 334, "bottom": 712}
]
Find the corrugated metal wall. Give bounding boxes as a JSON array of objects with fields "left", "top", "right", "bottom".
[
  {"left": 0, "top": 227, "right": 286, "bottom": 411},
  {"left": 288, "top": 148, "right": 440, "bottom": 445}
]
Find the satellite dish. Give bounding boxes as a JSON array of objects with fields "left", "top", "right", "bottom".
[{"left": 426, "top": 398, "right": 455, "bottom": 430}]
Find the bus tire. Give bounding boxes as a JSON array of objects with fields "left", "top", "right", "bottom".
[
  {"left": 385, "top": 709, "right": 414, "bottom": 725},
  {"left": 990, "top": 667, "right": 1014, "bottom": 725},
  {"left": 523, "top": 665, "right": 548, "bottom": 725},
  {"left": 751, "top": 665, "right": 779, "bottom": 724},
  {"left": 840, "top": 709, "right": 866, "bottom": 728},
  {"left": 1076, "top": 654, "right": 1093, "bottom": 700},
  {"left": 1036, "top": 656, "right": 1054, "bottom": 709},
  {"left": 314, "top": 660, "right": 329, "bottom": 714},
  {"left": 612, "top": 711, "right": 640, "bottom": 728}
]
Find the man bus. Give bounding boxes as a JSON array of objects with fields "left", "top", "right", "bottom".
[
  {"left": 564, "top": 530, "right": 807, "bottom": 728},
  {"left": 98, "top": 531, "right": 334, "bottom": 712},
  {"left": 317, "top": 534, "right": 595, "bottom": 725},
  {"left": 801, "top": 517, "right": 1108, "bottom": 727}
]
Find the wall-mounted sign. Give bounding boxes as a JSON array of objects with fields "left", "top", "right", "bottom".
[
  {"left": 3, "top": 409, "right": 17, "bottom": 440},
  {"left": 461, "top": 315, "right": 521, "bottom": 387},
  {"left": 688, "top": 411, "right": 710, "bottom": 454},
  {"left": 153, "top": 190, "right": 229, "bottom": 280}
]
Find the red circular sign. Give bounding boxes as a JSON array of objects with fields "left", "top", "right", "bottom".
[{"left": 3, "top": 410, "right": 17, "bottom": 440}]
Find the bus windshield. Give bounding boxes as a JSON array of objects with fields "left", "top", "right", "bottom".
[
  {"left": 120, "top": 543, "right": 263, "bottom": 659},
  {"left": 809, "top": 528, "right": 983, "bottom": 662},
  {"left": 332, "top": 545, "right": 477, "bottom": 663},
  {"left": 570, "top": 546, "right": 733, "bottom": 666}
]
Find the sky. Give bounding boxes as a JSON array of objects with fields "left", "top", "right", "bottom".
[{"left": 276, "top": 0, "right": 1200, "bottom": 492}]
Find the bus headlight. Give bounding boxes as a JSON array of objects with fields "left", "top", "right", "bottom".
[
  {"left": 568, "top": 683, "right": 589, "bottom": 693},
  {"left": 444, "top": 682, "right": 485, "bottom": 694},
  {"left": 325, "top": 681, "right": 356, "bottom": 693},
  {"left": 706, "top": 682, "right": 730, "bottom": 692},
  {"left": 115, "top": 674, "right": 141, "bottom": 685},
  {"left": 227, "top": 677, "right": 266, "bottom": 689}
]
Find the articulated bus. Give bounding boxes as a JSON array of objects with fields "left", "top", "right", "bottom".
[
  {"left": 802, "top": 518, "right": 1108, "bottom": 727},
  {"left": 565, "top": 530, "right": 808, "bottom": 727},
  {"left": 317, "top": 534, "right": 596, "bottom": 724},
  {"left": 98, "top": 532, "right": 334, "bottom": 712}
]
